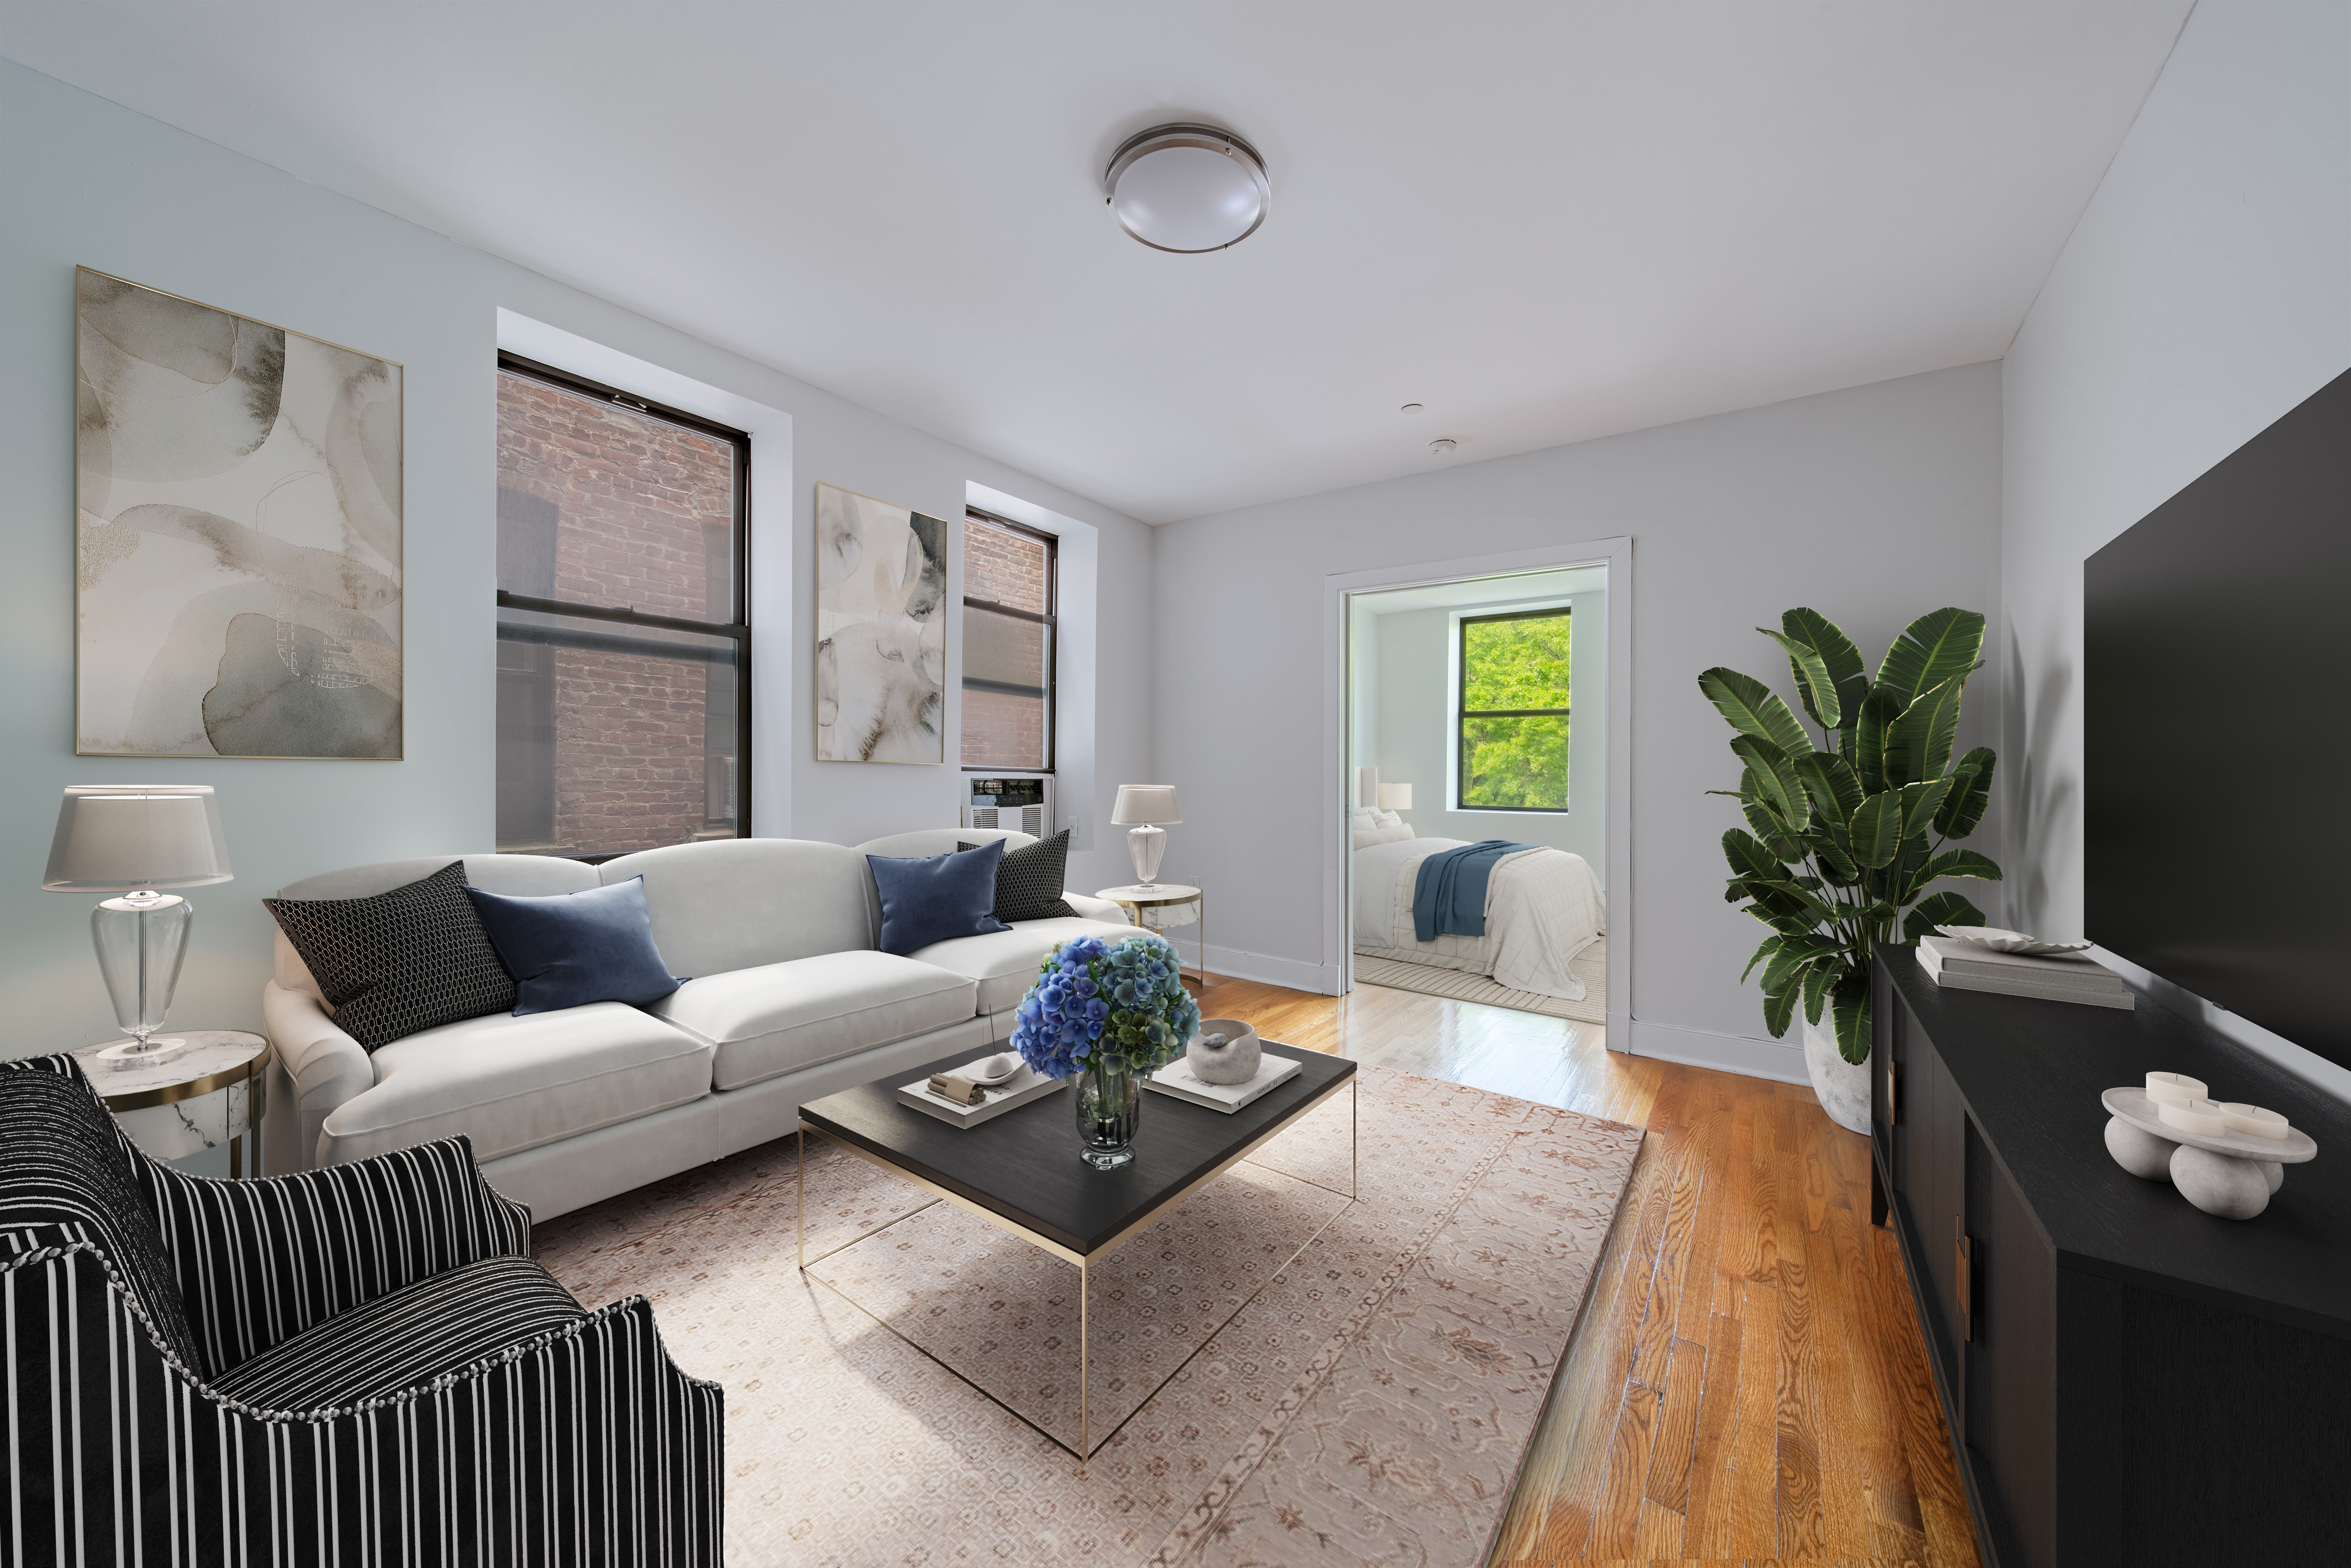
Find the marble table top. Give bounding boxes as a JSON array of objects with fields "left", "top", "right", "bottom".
[
  {"left": 1096, "top": 884, "right": 1202, "bottom": 904},
  {"left": 71, "top": 1031, "right": 268, "bottom": 1103}
]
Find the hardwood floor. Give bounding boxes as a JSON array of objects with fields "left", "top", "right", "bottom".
[{"left": 1189, "top": 971, "right": 1980, "bottom": 1568}]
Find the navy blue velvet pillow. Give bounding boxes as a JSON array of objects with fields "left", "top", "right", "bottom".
[
  {"left": 462, "top": 876, "right": 684, "bottom": 1015},
  {"left": 868, "top": 841, "right": 1013, "bottom": 956}
]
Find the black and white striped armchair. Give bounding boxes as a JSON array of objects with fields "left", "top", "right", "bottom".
[{"left": 1, "top": 1052, "right": 724, "bottom": 1564}]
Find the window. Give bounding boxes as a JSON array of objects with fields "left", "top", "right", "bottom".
[
  {"left": 960, "top": 511, "right": 1055, "bottom": 772},
  {"left": 1457, "top": 607, "right": 1570, "bottom": 811},
  {"left": 494, "top": 353, "right": 749, "bottom": 859}
]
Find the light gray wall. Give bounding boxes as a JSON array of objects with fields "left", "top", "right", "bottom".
[
  {"left": 1999, "top": 2, "right": 2349, "bottom": 1097},
  {"left": 1153, "top": 362, "right": 2003, "bottom": 1076},
  {"left": 0, "top": 60, "right": 1153, "bottom": 1058},
  {"left": 1367, "top": 591, "right": 1606, "bottom": 874},
  {"left": 2001, "top": 0, "right": 2350, "bottom": 941}
]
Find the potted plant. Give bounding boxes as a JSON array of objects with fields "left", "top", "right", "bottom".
[
  {"left": 1013, "top": 931, "right": 1200, "bottom": 1167},
  {"left": 1699, "top": 607, "right": 2001, "bottom": 1133}
]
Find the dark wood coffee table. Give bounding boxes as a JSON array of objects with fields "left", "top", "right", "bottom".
[{"left": 797, "top": 1040, "right": 1357, "bottom": 1457}]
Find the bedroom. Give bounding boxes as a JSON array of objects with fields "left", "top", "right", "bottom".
[
  {"left": 2, "top": 4, "right": 2345, "bottom": 1565},
  {"left": 1347, "top": 566, "right": 1611, "bottom": 1023}
]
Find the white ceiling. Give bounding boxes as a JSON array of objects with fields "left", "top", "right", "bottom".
[{"left": 2, "top": 1, "right": 2190, "bottom": 523}]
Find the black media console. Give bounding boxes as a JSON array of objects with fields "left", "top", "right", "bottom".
[{"left": 1870, "top": 946, "right": 2351, "bottom": 1567}]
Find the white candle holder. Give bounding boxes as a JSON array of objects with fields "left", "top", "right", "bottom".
[{"left": 2101, "top": 1086, "right": 2317, "bottom": 1221}]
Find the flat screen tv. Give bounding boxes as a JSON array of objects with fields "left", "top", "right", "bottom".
[{"left": 2085, "top": 366, "right": 2351, "bottom": 1069}]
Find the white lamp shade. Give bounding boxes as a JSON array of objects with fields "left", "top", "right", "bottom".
[
  {"left": 43, "top": 786, "right": 233, "bottom": 891},
  {"left": 1111, "top": 785, "right": 1182, "bottom": 826},
  {"left": 1377, "top": 783, "right": 1412, "bottom": 811}
]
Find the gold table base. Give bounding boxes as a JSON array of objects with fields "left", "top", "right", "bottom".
[{"left": 797, "top": 1072, "right": 1356, "bottom": 1460}]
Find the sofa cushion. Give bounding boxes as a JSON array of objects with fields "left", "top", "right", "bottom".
[
  {"left": 908, "top": 917, "right": 1140, "bottom": 1015},
  {"left": 319, "top": 1004, "right": 710, "bottom": 1166},
  {"left": 264, "top": 861, "right": 517, "bottom": 1049},
  {"left": 465, "top": 876, "right": 685, "bottom": 1015},
  {"left": 595, "top": 839, "right": 876, "bottom": 978},
  {"left": 271, "top": 854, "right": 602, "bottom": 1004},
  {"left": 959, "top": 829, "right": 1078, "bottom": 922},
  {"left": 212, "top": 1254, "right": 584, "bottom": 1412},
  {"left": 652, "top": 950, "right": 978, "bottom": 1092},
  {"left": 868, "top": 841, "right": 1012, "bottom": 956}
]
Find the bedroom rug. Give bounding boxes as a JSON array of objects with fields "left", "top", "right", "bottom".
[
  {"left": 1353, "top": 937, "right": 1607, "bottom": 1024},
  {"left": 531, "top": 1061, "right": 1642, "bottom": 1567}
]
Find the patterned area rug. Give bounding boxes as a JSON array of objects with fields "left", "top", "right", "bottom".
[
  {"left": 532, "top": 1061, "right": 1642, "bottom": 1567},
  {"left": 1353, "top": 937, "right": 1608, "bottom": 1024}
]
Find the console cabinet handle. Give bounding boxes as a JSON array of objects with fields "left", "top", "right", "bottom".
[
  {"left": 1889, "top": 1062, "right": 1901, "bottom": 1126},
  {"left": 1956, "top": 1221, "right": 1975, "bottom": 1343}
]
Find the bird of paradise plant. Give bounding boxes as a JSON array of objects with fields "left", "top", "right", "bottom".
[{"left": 1700, "top": 607, "right": 2001, "bottom": 1065}]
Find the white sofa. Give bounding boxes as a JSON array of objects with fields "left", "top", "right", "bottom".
[{"left": 260, "top": 829, "right": 1133, "bottom": 1221}]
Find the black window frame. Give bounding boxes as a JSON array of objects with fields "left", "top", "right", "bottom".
[
  {"left": 494, "top": 350, "right": 752, "bottom": 862},
  {"left": 959, "top": 507, "right": 1058, "bottom": 776},
  {"left": 1456, "top": 604, "right": 1572, "bottom": 814}
]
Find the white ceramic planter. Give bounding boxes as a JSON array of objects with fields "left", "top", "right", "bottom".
[{"left": 1802, "top": 1016, "right": 1871, "bottom": 1135}]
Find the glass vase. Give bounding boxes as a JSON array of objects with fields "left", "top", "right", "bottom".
[{"left": 1076, "top": 1055, "right": 1141, "bottom": 1168}]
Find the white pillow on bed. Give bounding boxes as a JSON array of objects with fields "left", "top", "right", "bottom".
[
  {"left": 1372, "top": 809, "right": 1404, "bottom": 829},
  {"left": 1354, "top": 822, "right": 1415, "bottom": 850}
]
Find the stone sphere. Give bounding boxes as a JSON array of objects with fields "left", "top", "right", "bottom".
[
  {"left": 2103, "top": 1116, "right": 2180, "bottom": 1181},
  {"left": 2169, "top": 1144, "right": 2272, "bottom": 1220}
]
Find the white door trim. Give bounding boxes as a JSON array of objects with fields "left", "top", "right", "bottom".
[{"left": 1323, "top": 536, "right": 1634, "bottom": 1048}]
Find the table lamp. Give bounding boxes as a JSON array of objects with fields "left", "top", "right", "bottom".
[
  {"left": 1110, "top": 785, "right": 1181, "bottom": 890},
  {"left": 1377, "top": 782, "right": 1412, "bottom": 813},
  {"left": 42, "top": 785, "right": 233, "bottom": 1069}
]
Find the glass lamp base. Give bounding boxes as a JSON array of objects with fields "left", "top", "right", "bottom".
[
  {"left": 95, "top": 1037, "right": 188, "bottom": 1070},
  {"left": 1125, "top": 824, "right": 1167, "bottom": 890}
]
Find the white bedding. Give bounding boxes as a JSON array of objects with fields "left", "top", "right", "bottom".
[{"left": 1352, "top": 836, "right": 1605, "bottom": 1000}]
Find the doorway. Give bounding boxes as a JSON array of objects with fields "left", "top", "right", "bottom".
[{"left": 1323, "top": 539, "right": 1632, "bottom": 1047}]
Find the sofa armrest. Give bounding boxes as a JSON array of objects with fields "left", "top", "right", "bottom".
[
  {"left": 261, "top": 979, "right": 373, "bottom": 1172},
  {"left": 1065, "top": 892, "right": 1132, "bottom": 924},
  {"left": 139, "top": 1132, "right": 533, "bottom": 1378}
]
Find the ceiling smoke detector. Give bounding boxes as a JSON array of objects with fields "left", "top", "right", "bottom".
[
  {"left": 1429, "top": 438, "right": 1458, "bottom": 455},
  {"left": 1104, "top": 124, "right": 1270, "bottom": 253},
  {"left": 1400, "top": 403, "right": 1423, "bottom": 414}
]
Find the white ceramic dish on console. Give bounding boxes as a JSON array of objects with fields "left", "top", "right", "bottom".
[{"left": 2101, "top": 1086, "right": 2317, "bottom": 1221}]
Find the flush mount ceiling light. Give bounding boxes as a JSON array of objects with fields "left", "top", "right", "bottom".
[{"left": 1104, "top": 124, "right": 1270, "bottom": 253}]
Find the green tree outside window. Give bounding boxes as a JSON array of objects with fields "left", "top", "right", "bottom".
[{"left": 1459, "top": 608, "right": 1570, "bottom": 810}]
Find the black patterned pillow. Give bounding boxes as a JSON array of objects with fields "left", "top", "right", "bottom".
[
  {"left": 264, "top": 861, "right": 518, "bottom": 1050},
  {"left": 959, "top": 830, "right": 1078, "bottom": 923}
]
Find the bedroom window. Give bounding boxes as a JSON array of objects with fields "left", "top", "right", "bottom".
[
  {"left": 493, "top": 353, "right": 750, "bottom": 859},
  {"left": 1457, "top": 606, "right": 1570, "bottom": 812},
  {"left": 961, "top": 510, "right": 1056, "bottom": 772}
]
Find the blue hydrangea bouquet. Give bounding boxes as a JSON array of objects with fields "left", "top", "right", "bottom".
[{"left": 1012, "top": 932, "right": 1202, "bottom": 1168}]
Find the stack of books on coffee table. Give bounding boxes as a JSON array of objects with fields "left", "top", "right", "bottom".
[{"left": 1916, "top": 933, "right": 2133, "bottom": 1009}]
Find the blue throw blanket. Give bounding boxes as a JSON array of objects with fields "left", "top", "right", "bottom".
[{"left": 1411, "top": 840, "right": 1538, "bottom": 943}]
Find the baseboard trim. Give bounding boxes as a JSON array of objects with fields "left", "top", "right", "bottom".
[
  {"left": 1159, "top": 937, "right": 1343, "bottom": 996},
  {"left": 1626, "top": 1018, "right": 1810, "bottom": 1085}
]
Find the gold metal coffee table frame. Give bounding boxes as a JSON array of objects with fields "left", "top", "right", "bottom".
[{"left": 796, "top": 1067, "right": 1357, "bottom": 1460}]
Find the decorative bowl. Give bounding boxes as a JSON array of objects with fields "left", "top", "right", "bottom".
[
  {"left": 1187, "top": 1020, "right": 1262, "bottom": 1086},
  {"left": 1937, "top": 925, "right": 2094, "bottom": 957},
  {"left": 970, "top": 1052, "right": 1021, "bottom": 1086}
]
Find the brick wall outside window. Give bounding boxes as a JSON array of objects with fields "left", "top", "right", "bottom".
[
  {"left": 496, "top": 372, "right": 741, "bottom": 856},
  {"left": 961, "top": 519, "right": 1050, "bottom": 771}
]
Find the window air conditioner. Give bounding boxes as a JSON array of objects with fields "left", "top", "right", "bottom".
[{"left": 964, "top": 776, "right": 1053, "bottom": 839}]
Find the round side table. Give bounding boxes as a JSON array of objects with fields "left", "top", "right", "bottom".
[
  {"left": 1097, "top": 883, "right": 1206, "bottom": 987},
  {"left": 70, "top": 1031, "right": 272, "bottom": 1177}
]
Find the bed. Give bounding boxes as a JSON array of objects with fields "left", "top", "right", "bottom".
[{"left": 1351, "top": 833, "right": 1605, "bottom": 1000}]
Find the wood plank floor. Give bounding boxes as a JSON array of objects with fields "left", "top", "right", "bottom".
[{"left": 1189, "top": 970, "right": 1980, "bottom": 1568}]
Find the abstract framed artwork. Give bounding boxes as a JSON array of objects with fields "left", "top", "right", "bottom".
[
  {"left": 75, "top": 267, "right": 403, "bottom": 758},
  {"left": 814, "top": 481, "right": 945, "bottom": 763}
]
